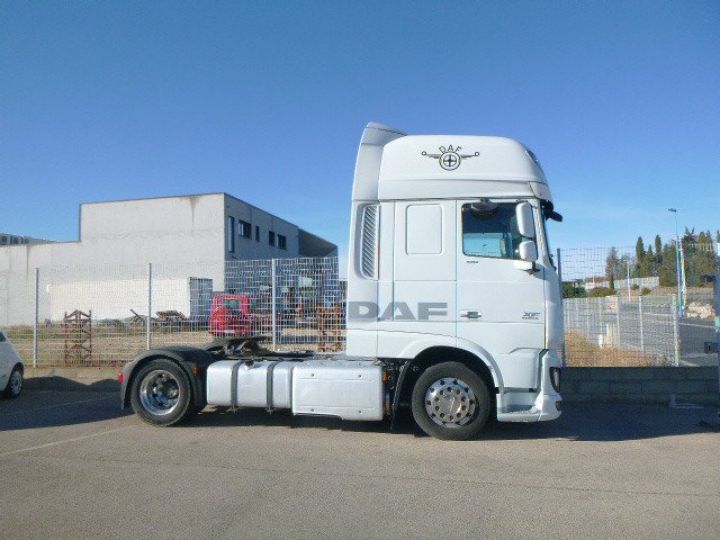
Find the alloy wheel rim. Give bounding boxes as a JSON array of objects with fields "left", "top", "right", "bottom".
[
  {"left": 9, "top": 371, "right": 22, "bottom": 395},
  {"left": 424, "top": 377, "right": 477, "bottom": 428},
  {"left": 139, "top": 369, "right": 181, "bottom": 416}
]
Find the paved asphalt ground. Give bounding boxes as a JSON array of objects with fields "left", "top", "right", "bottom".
[{"left": 1, "top": 391, "right": 719, "bottom": 539}]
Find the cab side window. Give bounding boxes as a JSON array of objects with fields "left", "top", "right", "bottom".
[
  {"left": 462, "top": 202, "right": 521, "bottom": 259},
  {"left": 0, "top": 332, "right": 6, "bottom": 342}
]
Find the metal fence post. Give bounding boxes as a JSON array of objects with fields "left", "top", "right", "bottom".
[
  {"left": 556, "top": 248, "right": 562, "bottom": 283},
  {"left": 638, "top": 295, "right": 645, "bottom": 353},
  {"left": 714, "top": 273, "right": 719, "bottom": 407},
  {"left": 672, "top": 293, "right": 680, "bottom": 366},
  {"left": 271, "top": 258, "right": 277, "bottom": 350},
  {"left": 616, "top": 296, "right": 621, "bottom": 347},
  {"left": 33, "top": 267, "right": 39, "bottom": 368},
  {"left": 147, "top": 262, "right": 152, "bottom": 350}
]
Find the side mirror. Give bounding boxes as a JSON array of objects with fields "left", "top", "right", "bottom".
[
  {"left": 519, "top": 240, "right": 538, "bottom": 262},
  {"left": 516, "top": 202, "right": 535, "bottom": 238}
]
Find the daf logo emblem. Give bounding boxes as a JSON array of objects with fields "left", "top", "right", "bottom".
[{"left": 422, "top": 145, "right": 479, "bottom": 171}]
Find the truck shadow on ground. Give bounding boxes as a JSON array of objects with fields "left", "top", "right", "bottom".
[
  {"left": 2, "top": 389, "right": 714, "bottom": 441},
  {"left": 0, "top": 390, "right": 131, "bottom": 432},
  {"left": 186, "top": 402, "right": 716, "bottom": 442}
]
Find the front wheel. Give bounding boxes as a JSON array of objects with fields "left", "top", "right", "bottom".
[
  {"left": 130, "top": 359, "right": 194, "bottom": 426},
  {"left": 3, "top": 366, "right": 23, "bottom": 399},
  {"left": 411, "top": 362, "right": 491, "bottom": 441}
]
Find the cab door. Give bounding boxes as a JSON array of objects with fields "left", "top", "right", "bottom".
[{"left": 455, "top": 200, "right": 546, "bottom": 389}]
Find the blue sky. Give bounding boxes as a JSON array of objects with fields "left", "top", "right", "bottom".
[{"left": 1, "top": 1, "right": 718, "bottom": 260}]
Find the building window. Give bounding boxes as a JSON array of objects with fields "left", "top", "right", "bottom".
[
  {"left": 268, "top": 231, "right": 276, "bottom": 247},
  {"left": 278, "top": 234, "right": 287, "bottom": 250},
  {"left": 239, "top": 220, "right": 251, "bottom": 239},
  {"left": 227, "top": 216, "right": 236, "bottom": 252},
  {"left": 255, "top": 225, "right": 260, "bottom": 242}
]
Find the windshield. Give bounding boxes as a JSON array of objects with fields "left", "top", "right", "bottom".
[
  {"left": 541, "top": 206, "right": 556, "bottom": 269},
  {"left": 222, "top": 299, "right": 241, "bottom": 310}
]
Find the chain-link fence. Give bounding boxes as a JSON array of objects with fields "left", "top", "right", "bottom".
[
  {"left": 0, "top": 257, "right": 344, "bottom": 367},
  {"left": 564, "top": 295, "right": 678, "bottom": 367},
  {"left": 560, "top": 242, "right": 718, "bottom": 367},
  {"left": 1, "top": 242, "right": 717, "bottom": 368}
]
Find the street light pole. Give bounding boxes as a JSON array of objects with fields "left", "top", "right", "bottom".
[
  {"left": 626, "top": 258, "right": 631, "bottom": 299},
  {"left": 668, "top": 208, "right": 683, "bottom": 318}
]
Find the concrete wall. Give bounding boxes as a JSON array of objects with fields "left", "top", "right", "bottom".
[
  {"left": 1, "top": 194, "right": 226, "bottom": 275},
  {"left": 561, "top": 367, "right": 719, "bottom": 405},
  {"left": 80, "top": 194, "right": 225, "bottom": 265},
  {"left": 223, "top": 195, "right": 299, "bottom": 261},
  {"left": 585, "top": 276, "right": 660, "bottom": 291}
]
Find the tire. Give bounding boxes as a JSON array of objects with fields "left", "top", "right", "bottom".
[
  {"left": 2, "top": 366, "right": 23, "bottom": 399},
  {"left": 130, "top": 359, "right": 194, "bottom": 426},
  {"left": 411, "top": 361, "right": 491, "bottom": 441}
]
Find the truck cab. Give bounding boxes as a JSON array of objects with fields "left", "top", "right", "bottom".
[{"left": 346, "top": 123, "right": 563, "bottom": 424}]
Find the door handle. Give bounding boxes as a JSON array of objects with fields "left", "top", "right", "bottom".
[{"left": 460, "top": 310, "right": 481, "bottom": 319}]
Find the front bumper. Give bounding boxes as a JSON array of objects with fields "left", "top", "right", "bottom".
[{"left": 496, "top": 350, "right": 562, "bottom": 423}]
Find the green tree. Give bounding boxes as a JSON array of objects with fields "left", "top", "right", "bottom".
[
  {"left": 659, "top": 243, "right": 678, "bottom": 287},
  {"left": 692, "top": 230, "right": 717, "bottom": 283},
  {"left": 654, "top": 235, "right": 662, "bottom": 257},
  {"left": 634, "top": 236, "right": 646, "bottom": 277},
  {"left": 562, "top": 282, "right": 587, "bottom": 298},
  {"left": 605, "top": 247, "right": 621, "bottom": 283},
  {"left": 644, "top": 245, "right": 656, "bottom": 278},
  {"left": 635, "top": 236, "right": 645, "bottom": 262}
]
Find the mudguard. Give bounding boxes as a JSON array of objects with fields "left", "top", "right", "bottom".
[{"left": 120, "top": 346, "right": 218, "bottom": 410}]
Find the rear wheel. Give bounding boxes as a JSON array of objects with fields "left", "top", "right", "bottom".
[
  {"left": 130, "top": 359, "right": 194, "bottom": 426},
  {"left": 411, "top": 361, "right": 491, "bottom": 440},
  {"left": 3, "top": 366, "right": 23, "bottom": 399}
]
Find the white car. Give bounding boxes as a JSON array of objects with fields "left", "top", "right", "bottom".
[{"left": 0, "top": 329, "right": 23, "bottom": 399}]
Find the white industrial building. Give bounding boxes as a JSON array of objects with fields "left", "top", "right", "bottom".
[
  {"left": 0, "top": 193, "right": 336, "bottom": 325},
  {"left": 0, "top": 233, "right": 49, "bottom": 246}
]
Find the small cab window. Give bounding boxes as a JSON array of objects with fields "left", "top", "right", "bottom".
[
  {"left": 462, "top": 202, "right": 521, "bottom": 259},
  {"left": 278, "top": 234, "right": 287, "bottom": 250},
  {"left": 268, "top": 231, "right": 276, "bottom": 246},
  {"left": 0, "top": 331, "right": 5, "bottom": 342}
]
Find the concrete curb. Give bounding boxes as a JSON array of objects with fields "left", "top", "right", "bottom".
[
  {"left": 24, "top": 368, "right": 120, "bottom": 392},
  {"left": 561, "top": 367, "right": 720, "bottom": 405}
]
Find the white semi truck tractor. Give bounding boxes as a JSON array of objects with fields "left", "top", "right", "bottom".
[{"left": 120, "top": 123, "right": 564, "bottom": 440}]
